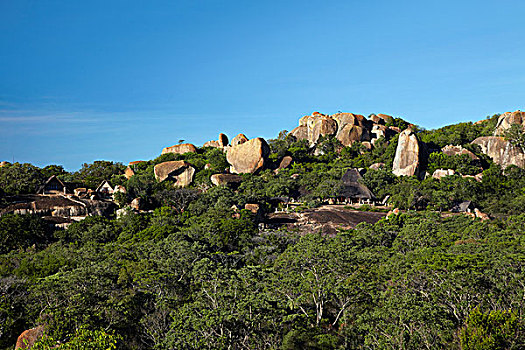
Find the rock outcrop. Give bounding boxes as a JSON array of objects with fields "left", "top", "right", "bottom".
[
  {"left": 308, "top": 114, "right": 338, "bottom": 145},
  {"left": 275, "top": 156, "right": 293, "bottom": 173},
  {"left": 369, "top": 162, "right": 385, "bottom": 170},
  {"left": 441, "top": 145, "right": 479, "bottom": 160},
  {"left": 231, "top": 133, "right": 249, "bottom": 146},
  {"left": 369, "top": 113, "right": 394, "bottom": 125},
  {"left": 289, "top": 111, "right": 402, "bottom": 148},
  {"left": 162, "top": 143, "right": 197, "bottom": 155},
  {"left": 226, "top": 137, "right": 270, "bottom": 174},
  {"left": 124, "top": 167, "right": 135, "bottom": 179},
  {"left": 204, "top": 133, "right": 229, "bottom": 149},
  {"left": 392, "top": 128, "right": 422, "bottom": 177},
  {"left": 154, "top": 160, "right": 195, "bottom": 186},
  {"left": 494, "top": 110, "right": 525, "bottom": 136},
  {"left": 432, "top": 169, "right": 455, "bottom": 179},
  {"left": 210, "top": 174, "right": 243, "bottom": 186},
  {"left": 472, "top": 136, "right": 525, "bottom": 169},
  {"left": 16, "top": 325, "right": 44, "bottom": 349},
  {"left": 289, "top": 126, "right": 308, "bottom": 140}
]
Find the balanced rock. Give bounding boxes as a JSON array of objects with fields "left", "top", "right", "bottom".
[
  {"left": 472, "top": 136, "right": 525, "bottom": 169},
  {"left": 204, "top": 134, "right": 229, "bottom": 149},
  {"left": 162, "top": 143, "right": 197, "bottom": 155},
  {"left": 154, "top": 160, "right": 196, "bottom": 186},
  {"left": 231, "top": 133, "right": 249, "bottom": 146},
  {"left": 442, "top": 145, "right": 479, "bottom": 160},
  {"left": 211, "top": 174, "right": 243, "bottom": 186},
  {"left": 226, "top": 137, "right": 270, "bottom": 174},
  {"left": 392, "top": 128, "right": 422, "bottom": 177},
  {"left": 494, "top": 110, "right": 525, "bottom": 136},
  {"left": 432, "top": 169, "right": 455, "bottom": 179}
]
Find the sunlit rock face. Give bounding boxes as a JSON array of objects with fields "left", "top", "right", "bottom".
[
  {"left": 472, "top": 136, "right": 525, "bottom": 169},
  {"left": 226, "top": 137, "right": 270, "bottom": 174},
  {"left": 392, "top": 128, "right": 422, "bottom": 177}
]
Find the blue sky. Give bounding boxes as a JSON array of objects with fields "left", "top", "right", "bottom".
[{"left": 1, "top": 0, "right": 524, "bottom": 170}]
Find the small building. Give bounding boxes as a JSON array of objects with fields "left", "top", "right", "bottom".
[
  {"left": 96, "top": 180, "right": 114, "bottom": 199},
  {"left": 339, "top": 169, "right": 376, "bottom": 204},
  {"left": 451, "top": 201, "right": 475, "bottom": 213},
  {"left": 37, "top": 175, "right": 67, "bottom": 195}
]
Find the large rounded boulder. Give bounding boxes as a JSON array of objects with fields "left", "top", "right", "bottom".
[
  {"left": 154, "top": 160, "right": 195, "bottom": 186},
  {"left": 226, "top": 137, "right": 270, "bottom": 174}
]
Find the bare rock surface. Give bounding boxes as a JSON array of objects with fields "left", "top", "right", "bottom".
[
  {"left": 472, "top": 136, "right": 525, "bottom": 169},
  {"left": 16, "top": 325, "right": 44, "bottom": 349},
  {"left": 494, "top": 110, "right": 525, "bottom": 135},
  {"left": 392, "top": 128, "right": 422, "bottom": 177},
  {"left": 336, "top": 124, "right": 370, "bottom": 146},
  {"left": 210, "top": 174, "right": 243, "bottom": 186},
  {"left": 231, "top": 133, "right": 249, "bottom": 146},
  {"left": 162, "top": 143, "right": 197, "bottom": 155},
  {"left": 432, "top": 169, "right": 456, "bottom": 179},
  {"left": 154, "top": 160, "right": 195, "bottom": 186},
  {"left": 124, "top": 167, "right": 135, "bottom": 179},
  {"left": 290, "top": 126, "right": 308, "bottom": 140},
  {"left": 226, "top": 137, "right": 270, "bottom": 174},
  {"left": 266, "top": 205, "right": 386, "bottom": 235},
  {"left": 442, "top": 145, "right": 479, "bottom": 160},
  {"left": 308, "top": 115, "right": 338, "bottom": 145}
]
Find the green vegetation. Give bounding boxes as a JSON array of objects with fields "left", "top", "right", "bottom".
[{"left": 2, "top": 115, "right": 525, "bottom": 348}]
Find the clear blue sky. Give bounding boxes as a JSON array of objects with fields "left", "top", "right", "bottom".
[{"left": 1, "top": 0, "right": 524, "bottom": 170}]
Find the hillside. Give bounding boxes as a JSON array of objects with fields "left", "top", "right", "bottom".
[{"left": 1, "top": 110, "right": 525, "bottom": 349}]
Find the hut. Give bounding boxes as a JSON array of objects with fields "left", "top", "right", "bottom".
[
  {"left": 37, "top": 175, "right": 67, "bottom": 195},
  {"left": 339, "top": 169, "right": 376, "bottom": 204},
  {"left": 96, "top": 180, "right": 114, "bottom": 199}
]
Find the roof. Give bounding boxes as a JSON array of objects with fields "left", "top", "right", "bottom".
[
  {"left": 96, "top": 180, "right": 113, "bottom": 192},
  {"left": 339, "top": 169, "right": 376, "bottom": 200},
  {"left": 37, "top": 175, "right": 66, "bottom": 194}
]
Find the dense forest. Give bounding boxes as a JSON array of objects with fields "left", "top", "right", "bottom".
[{"left": 2, "top": 112, "right": 525, "bottom": 349}]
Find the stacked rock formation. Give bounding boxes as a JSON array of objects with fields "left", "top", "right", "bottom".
[
  {"left": 289, "top": 111, "right": 399, "bottom": 147},
  {"left": 231, "top": 133, "right": 249, "bottom": 146},
  {"left": 154, "top": 160, "right": 195, "bottom": 186},
  {"left": 203, "top": 133, "right": 229, "bottom": 149},
  {"left": 472, "top": 110, "right": 525, "bottom": 169},
  {"left": 226, "top": 137, "right": 270, "bottom": 174}
]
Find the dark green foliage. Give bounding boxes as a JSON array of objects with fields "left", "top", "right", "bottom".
[
  {"left": 73, "top": 161, "right": 125, "bottom": 189},
  {"left": 0, "top": 214, "right": 51, "bottom": 254},
  {"left": 0, "top": 163, "right": 46, "bottom": 195}
]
